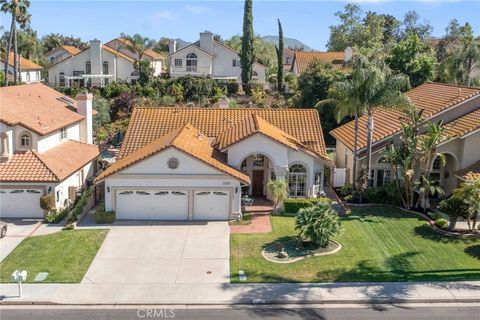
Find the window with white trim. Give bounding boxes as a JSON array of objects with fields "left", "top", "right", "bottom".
[
  {"left": 20, "top": 132, "right": 31, "bottom": 147},
  {"left": 174, "top": 59, "right": 182, "bottom": 67},
  {"left": 288, "top": 164, "right": 307, "bottom": 197},
  {"left": 186, "top": 53, "right": 197, "bottom": 72},
  {"left": 60, "top": 127, "right": 67, "bottom": 140}
]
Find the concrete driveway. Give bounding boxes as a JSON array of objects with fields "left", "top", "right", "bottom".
[
  {"left": 0, "top": 219, "right": 41, "bottom": 262},
  {"left": 82, "top": 221, "right": 230, "bottom": 284}
]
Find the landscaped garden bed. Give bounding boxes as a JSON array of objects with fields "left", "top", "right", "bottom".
[
  {"left": 262, "top": 239, "right": 341, "bottom": 263},
  {"left": 0, "top": 229, "right": 108, "bottom": 283},
  {"left": 230, "top": 206, "right": 480, "bottom": 283}
]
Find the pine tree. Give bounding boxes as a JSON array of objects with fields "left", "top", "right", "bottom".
[
  {"left": 275, "top": 18, "right": 284, "bottom": 92},
  {"left": 240, "top": 0, "right": 254, "bottom": 92}
]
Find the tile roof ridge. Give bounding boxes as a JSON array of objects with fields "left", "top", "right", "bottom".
[
  {"left": 426, "top": 81, "right": 480, "bottom": 91},
  {"left": 30, "top": 149, "right": 60, "bottom": 181}
]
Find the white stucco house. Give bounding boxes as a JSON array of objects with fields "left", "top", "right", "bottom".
[
  {"left": 96, "top": 108, "right": 333, "bottom": 221},
  {"left": 0, "top": 53, "right": 42, "bottom": 84},
  {"left": 45, "top": 45, "right": 81, "bottom": 65},
  {"left": 168, "top": 31, "right": 267, "bottom": 84},
  {"left": 48, "top": 39, "right": 164, "bottom": 87},
  {"left": 331, "top": 82, "right": 480, "bottom": 196},
  {"left": 0, "top": 83, "right": 100, "bottom": 218}
]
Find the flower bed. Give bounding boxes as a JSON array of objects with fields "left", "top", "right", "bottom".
[{"left": 261, "top": 239, "right": 341, "bottom": 264}]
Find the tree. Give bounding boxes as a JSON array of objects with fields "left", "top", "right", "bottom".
[
  {"left": 275, "top": 18, "right": 284, "bottom": 92},
  {"left": 387, "top": 32, "right": 437, "bottom": 87},
  {"left": 438, "top": 196, "right": 469, "bottom": 230},
  {"left": 137, "top": 60, "right": 154, "bottom": 86},
  {"left": 401, "top": 11, "right": 432, "bottom": 40},
  {"left": 92, "top": 96, "right": 111, "bottom": 131},
  {"left": 1, "top": 0, "right": 30, "bottom": 86},
  {"left": 414, "top": 175, "right": 444, "bottom": 212},
  {"left": 453, "top": 180, "right": 480, "bottom": 231},
  {"left": 225, "top": 34, "right": 276, "bottom": 68},
  {"left": 295, "top": 202, "right": 341, "bottom": 247},
  {"left": 266, "top": 179, "right": 288, "bottom": 213},
  {"left": 120, "top": 33, "right": 155, "bottom": 76},
  {"left": 41, "top": 33, "right": 88, "bottom": 52},
  {"left": 327, "top": 3, "right": 362, "bottom": 51},
  {"left": 240, "top": 0, "right": 254, "bottom": 91}
]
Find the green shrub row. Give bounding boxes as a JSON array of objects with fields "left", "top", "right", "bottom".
[
  {"left": 435, "top": 218, "right": 449, "bottom": 229},
  {"left": 67, "top": 189, "right": 92, "bottom": 223},
  {"left": 45, "top": 207, "right": 69, "bottom": 224},
  {"left": 366, "top": 183, "right": 403, "bottom": 206},
  {"left": 95, "top": 203, "right": 116, "bottom": 224},
  {"left": 283, "top": 197, "right": 332, "bottom": 214}
]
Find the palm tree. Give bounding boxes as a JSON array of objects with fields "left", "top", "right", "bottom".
[
  {"left": 1, "top": 0, "right": 30, "bottom": 85},
  {"left": 266, "top": 179, "right": 288, "bottom": 213},
  {"left": 327, "top": 55, "right": 411, "bottom": 191},
  {"left": 120, "top": 33, "right": 155, "bottom": 75},
  {"left": 453, "top": 179, "right": 480, "bottom": 231},
  {"left": 414, "top": 175, "right": 444, "bottom": 212}
]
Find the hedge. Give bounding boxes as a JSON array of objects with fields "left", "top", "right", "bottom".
[
  {"left": 95, "top": 203, "right": 116, "bottom": 224},
  {"left": 283, "top": 197, "right": 332, "bottom": 214}
]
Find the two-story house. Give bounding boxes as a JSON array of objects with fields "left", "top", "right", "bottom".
[
  {"left": 330, "top": 82, "right": 480, "bottom": 197},
  {"left": 47, "top": 39, "right": 164, "bottom": 87},
  {"left": 0, "top": 83, "right": 100, "bottom": 218},
  {"left": 290, "top": 48, "right": 352, "bottom": 77},
  {"left": 45, "top": 46, "right": 82, "bottom": 65},
  {"left": 0, "top": 53, "right": 43, "bottom": 84},
  {"left": 168, "top": 31, "right": 267, "bottom": 84}
]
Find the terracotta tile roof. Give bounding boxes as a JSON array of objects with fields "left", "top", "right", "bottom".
[
  {"left": 118, "top": 107, "right": 330, "bottom": 165},
  {"left": 0, "top": 83, "right": 85, "bottom": 136},
  {"left": 330, "top": 82, "right": 480, "bottom": 151},
  {"left": 0, "top": 140, "right": 99, "bottom": 182},
  {"left": 61, "top": 45, "right": 81, "bottom": 56},
  {"left": 441, "top": 108, "right": 480, "bottom": 141},
  {"left": 3, "top": 52, "right": 42, "bottom": 70},
  {"left": 456, "top": 161, "right": 480, "bottom": 181},
  {"left": 144, "top": 48, "right": 165, "bottom": 60},
  {"left": 96, "top": 124, "right": 250, "bottom": 183},
  {"left": 101, "top": 45, "right": 135, "bottom": 63},
  {"left": 213, "top": 114, "right": 329, "bottom": 161},
  {"left": 292, "top": 51, "right": 346, "bottom": 74}
]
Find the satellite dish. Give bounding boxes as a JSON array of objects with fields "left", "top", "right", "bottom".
[{"left": 344, "top": 47, "right": 353, "bottom": 61}]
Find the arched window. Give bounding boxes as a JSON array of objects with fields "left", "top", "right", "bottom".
[
  {"left": 378, "top": 157, "right": 388, "bottom": 164},
  {"left": 186, "top": 53, "right": 197, "bottom": 72},
  {"left": 59, "top": 72, "right": 65, "bottom": 86},
  {"left": 20, "top": 132, "right": 31, "bottom": 147},
  {"left": 103, "top": 61, "right": 109, "bottom": 74},
  {"left": 85, "top": 61, "right": 91, "bottom": 74},
  {"left": 432, "top": 157, "right": 443, "bottom": 170},
  {"left": 252, "top": 70, "right": 259, "bottom": 81},
  {"left": 288, "top": 164, "right": 307, "bottom": 197}
]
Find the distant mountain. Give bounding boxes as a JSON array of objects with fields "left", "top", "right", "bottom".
[{"left": 261, "top": 35, "right": 313, "bottom": 51}]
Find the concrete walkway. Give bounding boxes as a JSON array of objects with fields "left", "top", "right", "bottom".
[{"left": 1, "top": 281, "right": 479, "bottom": 305}]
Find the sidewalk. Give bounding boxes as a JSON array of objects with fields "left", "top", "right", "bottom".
[{"left": 1, "top": 281, "right": 479, "bottom": 305}]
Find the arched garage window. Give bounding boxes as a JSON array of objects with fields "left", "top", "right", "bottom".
[{"left": 288, "top": 164, "right": 307, "bottom": 197}]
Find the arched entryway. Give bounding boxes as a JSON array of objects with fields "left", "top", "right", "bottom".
[
  {"left": 240, "top": 153, "right": 275, "bottom": 197},
  {"left": 431, "top": 153, "right": 458, "bottom": 196}
]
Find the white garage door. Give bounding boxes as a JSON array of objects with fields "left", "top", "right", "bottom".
[
  {"left": 116, "top": 189, "right": 188, "bottom": 220},
  {"left": 0, "top": 189, "right": 44, "bottom": 218},
  {"left": 194, "top": 190, "right": 230, "bottom": 221}
]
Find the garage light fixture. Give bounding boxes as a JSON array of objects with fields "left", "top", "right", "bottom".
[{"left": 107, "top": 186, "right": 110, "bottom": 193}]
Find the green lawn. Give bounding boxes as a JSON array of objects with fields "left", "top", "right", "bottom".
[
  {"left": 230, "top": 206, "right": 480, "bottom": 283},
  {"left": 0, "top": 229, "right": 108, "bottom": 283}
]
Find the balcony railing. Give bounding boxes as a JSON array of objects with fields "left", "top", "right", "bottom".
[{"left": 170, "top": 65, "right": 212, "bottom": 76}]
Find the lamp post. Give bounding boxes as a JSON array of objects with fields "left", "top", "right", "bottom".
[{"left": 10, "top": 270, "right": 27, "bottom": 297}]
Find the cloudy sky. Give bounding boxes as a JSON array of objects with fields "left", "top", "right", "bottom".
[{"left": 1, "top": 0, "right": 479, "bottom": 50}]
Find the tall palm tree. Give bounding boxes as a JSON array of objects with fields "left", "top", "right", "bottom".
[
  {"left": 1, "top": 0, "right": 30, "bottom": 86},
  {"left": 120, "top": 33, "right": 155, "bottom": 75}
]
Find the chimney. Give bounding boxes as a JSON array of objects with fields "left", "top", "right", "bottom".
[
  {"left": 89, "top": 39, "right": 102, "bottom": 85},
  {"left": 199, "top": 31, "right": 214, "bottom": 54},
  {"left": 169, "top": 39, "right": 177, "bottom": 54},
  {"left": 0, "top": 132, "right": 10, "bottom": 162},
  {"left": 76, "top": 91, "right": 93, "bottom": 145}
]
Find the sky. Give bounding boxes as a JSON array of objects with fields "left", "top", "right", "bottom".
[{"left": 1, "top": 0, "right": 479, "bottom": 50}]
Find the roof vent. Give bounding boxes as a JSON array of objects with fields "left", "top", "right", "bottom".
[{"left": 57, "top": 95, "right": 74, "bottom": 107}]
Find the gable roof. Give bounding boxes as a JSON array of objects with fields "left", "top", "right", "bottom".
[
  {"left": 0, "top": 140, "right": 100, "bottom": 182},
  {"left": 0, "top": 83, "right": 85, "bottom": 136},
  {"left": 106, "top": 38, "right": 166, "bottom": 60},
  {"left": 330, "top": 82, "right": 480, "bottom": 151},
  {"left": 456, "top": 161, "right": 480, "bottom": 182},
  {"left": 119, "top": 107, "right": 331, "bottom": 165},
  {"left": 46, "top": 45, "right": 81, "bottom": 58},
  {"left": 2, "top": 52, "right": 42, "bottom": 70},
  {"left": 96, "top": 124, "right": 250, "bottom": 183},
  {"left": 292, "top": 51, "right": 346, "bottom": 74},
  {"left": 441, "top": 108, "right": 480, "bottom": 142},
  {"left": 214, "top": 114, "right": 308, "bottom": 154}
]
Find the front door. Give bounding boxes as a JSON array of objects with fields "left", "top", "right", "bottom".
[{"left": 252, "top": 170, "right": 264, "bottom": 195}]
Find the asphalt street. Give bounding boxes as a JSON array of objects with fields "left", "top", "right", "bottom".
[{"left": 1, "top": 304, "right": 480, "bottom": 320}]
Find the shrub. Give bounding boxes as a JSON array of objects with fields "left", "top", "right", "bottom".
[
  {"left": 111, "top": 92, "right": 137, "bottom": 117},
  {"left": 40, "top": 194, "right": 56, "bottom": 211},
  {"left": 158, "top": 95, "right": 176, "bottom": 106},
  {"left": 67, "top": 189, "right": 92, "bottom": 223},
  {"left": 435, "top": 218, "right": 449, "bottom": 229},
  {"left": 339, "top": 183, "right": 353, "bottom": 197},
  {"left": 251, "top": 85, "right": 267, "bottom": 106},
  {"left": 295, "top": 202, "right": 341, "bottom": 247},
  {"left": 431, "top": 212, "right": 442, "bottom": 220},
  {"left": 266, "top": 180, "right": 288, "bottom": 213},
  {"left": 226, "top": 81, "right": 239, "bottom": 95},
  {"left": 95, "top": 203, "right": 116, "bottom": 224},
  {"left": 228, "top": 99, "right": 237, "bottom": 108},
  {"left": 308, "top": 197, "right": 332, "bottom": 206},
  {"left": 366, "top": 183, "right": 402, "bottom": 206},
  {"left": 45, "top": 207, "right": 70, "bottom": 224},
  {"left": 438, "top": 195, "right": 470, "bottom": 230},
  {"left": 283, "top": 198, "right": 331, "bottom": 214},
  {"left": 92, "top": 96, "right": 111, "bottom": 130},
  {"left": 101, "top": 82, "right": 130, "bottom": 99}
]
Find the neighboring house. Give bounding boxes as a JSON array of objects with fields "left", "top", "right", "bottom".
[
  {"left": 104, "top": 38, "right": 165, "bottom": 76},
  {"left": 48, "top": 39, "right": 163, "bottom": 87},
  {"left": 283, "top": 48, "right": 295, "bottom": 72},
  {"left": 45, "top": 45, "right": 81, "bottom": 65},
  {"left": 0, "top": 83, "right": 100, "bottom": 218},
  {"left": 96, "top": 108, "right": 332, "bottom": 221},
  {"left": 330, "top": 82, "right": 480, "bottom": 196},
  {"left": 168, "top": 31, "right": 267, "bottom": 84},
  {"left": 0, "top": 52, "right": 42, "bottom": 84},
  {"left": 290, "top": 47, "right": 352, "bottom": 76}
]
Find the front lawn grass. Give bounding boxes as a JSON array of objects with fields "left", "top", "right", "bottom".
[
  {"left": 0, "top": 229, "right": 108, "bottom": 283},
  {"left": 230, "top": 206, "right": 480, "bottom": 283}
]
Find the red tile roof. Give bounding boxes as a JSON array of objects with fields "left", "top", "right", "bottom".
[
  {"left": 2, "top": 52, "right": 42, "bottom": 70},
  {"left": 292, "top": 51, "right": 346, "bottom": 74},
  {"left": 456, "top": 161, "right": 480, "bottom": 181}
]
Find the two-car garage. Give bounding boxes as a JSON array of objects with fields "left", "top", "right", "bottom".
[{"left": 114, "top": 188, "right": 231, "bottom": 221}]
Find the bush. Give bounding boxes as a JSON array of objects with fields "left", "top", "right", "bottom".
[
  {"left": 101, "top": 82, "right": 130, "bottom": 99},
  {"left": 40, "top": 194, "right": 56, "bottom": 211},
  {"left": 283, "top": 198, "right": 332, "bottom": 214},
  {"left": 366, "top": 183, "right": 402, "bottom": 206},
  {"left": 431, "top": 212, "right": 442, "bottom": 220},
  {"left": 95, "top": 203, "right": 116, "bottom": 224},
  {"left": 438, "top": 195, "right": 470, "bottom": 230},
  {"left": 92, "top": 96, "right": 111, "bottom": 130},
  {"left": 45, "top": 207, "right": 69, "bottom": 224},
  {"left": 228, "top": 99, "right": 237, "bottom": 108},
  {"left": 157, "top": 95, "right": 176, "bottom": 106},
  {"left": 435, "top": 218, "right": 449, "bottom": 229},
  {"left": 67, "top": 189, "right": 92, "bottom": 223},
  {"left": 226, "top": 81, "right": 239, "bottom": 95},
  {"left": 295, "top": 202, "right": 341, "bottom": 247},
  {"left": 340, "top": 183, "right": 353, "bottom": 197}
]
